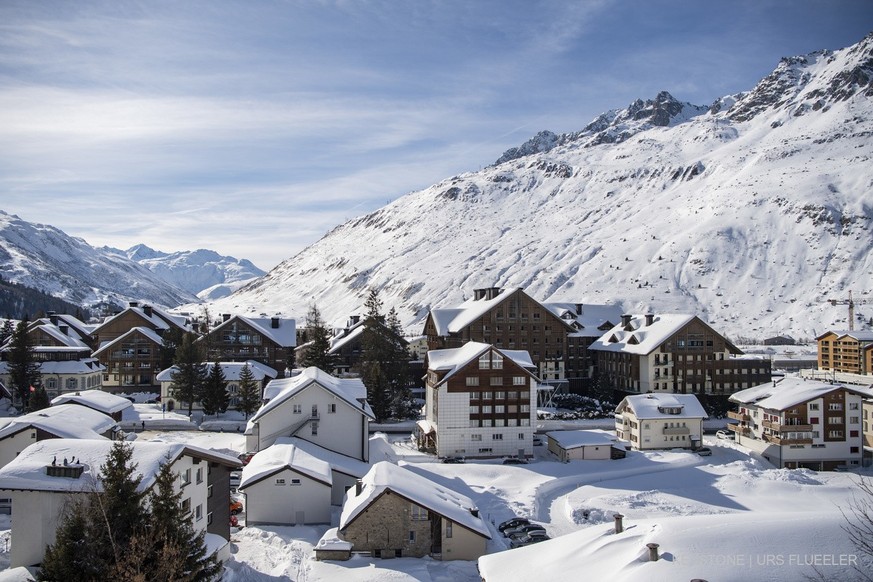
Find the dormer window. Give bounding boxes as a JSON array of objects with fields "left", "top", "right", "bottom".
[{"left": 657, "top": 406, "right": 684, "bottom": 415}]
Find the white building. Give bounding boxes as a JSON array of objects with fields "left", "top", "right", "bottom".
[
  {"left": 614, "top": 393, "right": 706, "bottom": 450},
  {"left": 239, "top": 438, "right": 333, "bottom": 525},
  {"left": 50, "top": 389, "right": 132, "bottom": 421},
  {"left": 546, "top": 429, "right": 626, "bottom": 462},
  {"left": 729, "top": 377, "right": 867, "bottom": 470},
  {"left": 418, "top": 342, "right": 538, "bottom": 459},
  {"left": 245, "top": 367, "right": 374, "bottom": 461},
  {"left": 0, "top": 438, "right": 241, "bottom": 568}
]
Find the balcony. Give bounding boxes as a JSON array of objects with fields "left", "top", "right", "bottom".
[
  {"left": 727, "top": 411, "right": 750, "bottom": 421},
  {"left": 764, "top": 434, "right": 813, "bottom": 446},
  {"left": 762, "top": 420, "right": 813, "bottom": 432},
  {"left": 728, "top": 424, "right": 751, "bottom": 436},
  {"left": 663, "top": 426, "right": 690, "bottom": 435}
]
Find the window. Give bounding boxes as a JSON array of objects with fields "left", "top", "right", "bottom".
[
  {"left": 518, "top": 433, "right": 525, "bottom": 440},
  {"left": 311, "top": 421, "right": 318, "bottom": 436},
  {"left": 312, "top": 404, "right": 318, "bottom": 417},
  {"left": 478, "top": 448, "right": 493, "bottom": 454},
  {"left": 293, "top": 404, "right": 302, "bottom": 414},
  {"left": 207, "top": 485, "right": 213, "bottom": 499},
  {"left": 445, "top": 521, "right": 453, "bottom": 538},
  {"left": 195, "top": 504, "right": 203, "bottom": 521},
  {"left": 207, "top": 512, "right": 213, "bottom": 526},
  {"left": 850, "top": 402, "right": 860, "bottom": 410},
  {"left": 829, "top": 403, "right": 843, "bottom": 411},
  {"left": 829, "top": 430, "right": 844, "bottom": 438},
  {"left": 409, "top": 531, "right": 416, "bottom": 542},
  {"left": 828, "top": 417, "right": 843, "bottom": 424},
  {"left": 495, "top": 391, "right": 506, "bottom": 400},
  {"left": 466, "top": 376, "right": 480, "bottom": 387},
  {"left": 291, "top": 479, "right": 301, "bottom": 485},
  {"left": 196, "top": 467, "right": 203, "bottom": 484},
  {"left": 181, "top": 468, "right": 191, "bottom": 486},
  {"left": 495, "top": 419, "right": 505, "bottom": 427},
  {"left": 490, "top": 376, "right": 503, "bottom": 386},
  {"left": 495, "top": 405, "right": 505, "bottom": 413},
  {"left": 492, "top": 354, "right": 503, "bottom": 370},
  {"left": 469, "top": 406, "right": 480, "bottom": 414},
  {"left": 851, "top": 417, "right": 860, "bottom": 424},
  {"left": 181, "top": 498, "right": 191, "bottom": 514},
  {"left": 479, "top": 354, "right": 491, "bottom": 370},
  {"left": 276, "top": 478, "right": 286, "bottom": 485},
  {"left": 493, "top": 433, "right": 503, "bottom": 440},
  {"left": 411, "top": 504, "right": 428, "bottom": 520},
  {"left": 328, "top": 403, "right": 337, "bottom": 414},
  {"left": 521, "top": 405, "right": 530, "bottom": 413},
  {"left": 471, "top": 434, "right": 482, "bottom": 441},
  {"left": 809, "top": 403, "right": 820, "bottom": 411},
  {"left": 482, "top": 405, "right": 492, "bottom": 413},
  {"left": 513, "top": 376, "right": 526, "bottom": 385}
]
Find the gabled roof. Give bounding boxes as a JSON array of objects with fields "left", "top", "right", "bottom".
[
  {"left": 616, "top": 393, "right": 707, "bottom": 420},
  {"left": 0, "top": 359, "right": 105, "bottom": 377},
  {"left": 815, "top": 330, "right": 873, "bottom": 342},
  {"left": 30, "top": 323, "right": 91, "bottom": 349},
  {"left": 50, "top": 390, "right": 132, "bottom": 415},
  {"left": 250, "top": 367, "right": 374, "bottom": 422},
  {"left": 92, "top": 326, "right": 164, "bottom": 356},
  {"left": 428, "top": 288, "right": 519, "bottom": 336},
  {"left": 426, "top": 342, "right": 537, "bottom": 386},
  {"left": 542, "top": 303, "right": 624, "bottom": 338},
  {"left": 156, "top": 360, "right": 278, "bottom": 382},
  {"left": 207, "top": 315, "right": 296, "bottom": 348},
  {"left": 283, "top": 436, "right": 370, "bottom": 479},
  {"left": 589, "top": 314, "right": 739, "bottom": 356},
  {"left": 93, "top": 303, "right": 188, "bottom": 335},
  {"left": 0, "top": 438, "right": 240, "bottom": 493},
  {"left": 729, "top": 377, "right": 873, "bottom": 411},
  {"left": 0, "top": 404, "right": 118, "bottom": 441},
  {"left": 340, "top": 461, "right": 490, "bottom": 539},
  {"left": 328, "top": 322, "right": 365, "bottom": 353},
  {"left": 239, "top": 437, "right": 333, "bottom": 490}
]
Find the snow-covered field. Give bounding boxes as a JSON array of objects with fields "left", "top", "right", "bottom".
[{"left": 0, "top": 429, "right": 868, "bottom": 581}]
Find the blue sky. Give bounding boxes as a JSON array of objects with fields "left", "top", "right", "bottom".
[{"left": 1, "top": 1, "right": 871, "bottom": 270}]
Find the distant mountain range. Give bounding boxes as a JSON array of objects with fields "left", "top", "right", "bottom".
[
  {"left": 207, "top": 32, "right": 873, "bottom": 341},
  {"left": 0, "top": 210, "right": 263, "bottom": 310}
]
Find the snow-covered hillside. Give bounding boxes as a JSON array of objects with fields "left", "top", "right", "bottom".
[
  {"left": 0, "top": 211, "right": 196, "bottom": 309},
  {"left": 213, "top": 32, "right": 873, "bottom": 340},
  {"left": 107, "top": 244, "right": 266, "bottom": 299}
]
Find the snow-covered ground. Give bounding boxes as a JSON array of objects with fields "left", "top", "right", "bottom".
[{"left": 0, "top": 429, "right": 868, "bottom": 581}]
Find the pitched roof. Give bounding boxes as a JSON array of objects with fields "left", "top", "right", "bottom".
[
  {"left": 616, "top": 393, "right": 707, "bottom": 420},
  {"left": 94, "top": 303, "right": 188, "bottom": 334},
  {"left": 251, "top": 367, "right": 374, "bottom": 422},
  {"left": 156, "top": 360, "right": 278, "bottom": 382},
  {"left": 729, "top": 377, "right": 873, "bottom": 411},
  {"left": 546, "top": 429, "right": 620, "bottom": 449},
  {"left": 208, "top": 315, "right": 296, "bottom": 348},
  {"left": 92, "top": 326, "right": 164, "bottom": 356},
  {"left": 239, "top": 438, "right": 333, "bottom": 489},
  {"left": 589, "top": 313, "right": 737, "bottom": 356},
  {"left": 542, "top": 303, "right": 624, "bottom": 338},
  {"left": 283, "top": 436, "right": 370, "bottom": 478},
  {"left": 814, "top": 330, "right": 873, "bottom": 342},
  {"left": 426, "top": 342, "right": 537, "bottom": 385},
  {"left": 0, "top": 404, "right": 118, "bottom": 440},
  {"left": 340, "top": 461, "right": 490, "bottom": 539},
  {"left": 50, "top": 390, "right": 132, "bottom": 415},
  {"left": 428, "top": 288, "right": 519, "bottom": 336}
]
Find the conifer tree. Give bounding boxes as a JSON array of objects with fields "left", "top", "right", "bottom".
[
  {"left": 27, "top": 385, "right": 51, "bottom": 412},
  {"left": 39, "top": 497, "right": 94, "bottom": 581},
  {"left": 171, "top": 332, "right": 207, "bottom": 416},
  {"left": 358, "top": 290, "right": 409, "bottom": 421},
  {"left": 0, "top": 319, "right": 13, "bottom": 346},
  {"left": 236, "top": 362, "right": 261, "bottom": 420},
  {"left": 201, "top": 362, "right": 229, "bottom": 416},
  {"left": 300, "top": 303, "right": 337, "bottom": 373},
  {"left": 7, "top": 318, "right": 41, "bottom": 409}
]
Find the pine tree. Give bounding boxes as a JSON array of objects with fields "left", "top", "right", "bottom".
[
  {"left": 201, "top": 362, "right": 229, "bottom": 416},
  {"left": 0, "top": 319, "right": 13, "bottom": 346},
  {"left": 236, "top": 362, "right": 261, "bottom": 420},
  {"left": 7, "top": 318, "right": 41, "bottom": 409},
  {"left": 300, "top": 303, "right": 337, "bottom": 373},
  {"left": 358, "top": 290, "right": 409, "bottom": 421},
  {"left": 171, "top": 332, "right": 207, "bottom": 416},
  {"left": 39, "top": 497, "right": 95, "bottom": 581},
  {"left": 385, "top": 307, "right": 413, "bottom": 419},
  {"left": 27, "top": 385, "right": 51, "bottom": 412}
]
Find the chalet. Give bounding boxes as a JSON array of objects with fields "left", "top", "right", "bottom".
[
  {"left": 50, "top": 389, "right": 132, "bottom": 422},
  {"left": 244, "top": 367, "right": 374, "bottom": 461},
  {"left": 418, "top": 342, "right": 538, "bottom": 459},
  {"left": 589, "top": 313, "right": 771, "bottom": 397},
  {"left": 614, "top": 393, "right": 706, "bottom": 450},
  {"left": 336, "top": 461, "right": 490, "bottom": 560},
  {"left": 200, "top": 314, "right": 296, "bottom": 375},
  {"left": 728, "top": 378, "right": 868, "bottom": 470},
  {"left": 0, "top": 438, "right": 241, "bottom": 568},
  {"left": 816, "top": 330, "right": 873, "bottom": 375},
  {"left": 156, "top": 360, "right": 278, "bottom": 412}
]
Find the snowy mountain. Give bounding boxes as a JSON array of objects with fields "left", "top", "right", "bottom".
[
  {"left": 0, "top": 211, "right": 196, "bottom": 309},
  {"left": 106, "top": 244, "right": 266, "bottom": 300},
  {"left": 210, "top": 32, "right": 873, "bottom": 340}
]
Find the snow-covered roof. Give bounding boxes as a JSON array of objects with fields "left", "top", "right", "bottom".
[
  {"left": 816, "top": 330, "right": 873, "bottom": 341},
  {"left": 328, "top": 322, "right": 365, "bottom": 353},
  {"left": 542, "top": 302, "right": 624, "bottom": 338},
  {"left": 589, "top": 313, "right": 698, "bottom": 355},
  {"left": 0, "top": 438, "right": 239, "bottom": 493},
  {"left": 96, "top": 303, "right": 187, "bottom": 333},
  {"left": 284, "top": 436, "right": 370, "bottom": 478},
  {"left": 729, "top": 377, "right": 873, "bottom": 411},
  {"left": 428, "top": 288, "right": 518, "bottom": 336},
  {"left": 426, "top": 342, "right": 537, "bottom": 385},
  {"left": 0, "top": 404, "right": 118, "bottom": 441},
  {"left": 340, "top": 461, "right": 490, "bottom": 539},
  {"left": 156, "top": 360, "right": 278, "bottom": 382},
  {"left": 546, "top": 429, "right": 620, "bottom": 449},
  {"left": 50, "top": 390, "right": 132, "bottom": 415},
  {"left": 92, "top": 326, "right": 165, "bottom": 356},
  {"left": 209, "top": 315, "right": 296, "bottom": 348},
  {"left": 251, "top": 367, "right": 374, "bottom": 422},
  {"left": 31, "top": 323, "right": 91, "bottom": 349},
  {"left": 239, "top": 437, "right": 333, "bottom": 489},
  {"left": 616, "top": 393, "right": 707, "bottom": 420}
]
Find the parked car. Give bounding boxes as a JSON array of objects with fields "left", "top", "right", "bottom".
[
  {"left": 532, "top": 435, "right": 544, "bottom": 446},
  {"left": 504, "top": 523, "right": 547, "bottom": 539},
  {"left": 230, "top": 471, "right": 241, "bottom": 491},
  {"left": 230, "top": 498, "right": 243, "bottom": 515},
  {"left": 510, "top": 530, "right": 550, "bottom": 548},
  {"left": 503, "top": 457, "right": 529, "bottom": 465},
  {"left": 716, "top": 430, "right": 734, "bottom": 440},
  {"left": 441, "top": 456, "right": 466, "bottom": 464},
  {"left": 238, "top": 452, "right": 256, "bottom": 465},
  {"left": 696, "top": 447, "right": 713, "bottom": 456},
  {"left": 498, "top": 517, "right": 530, "bottom": 533}
]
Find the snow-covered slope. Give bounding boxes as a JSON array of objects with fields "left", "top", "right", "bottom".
[
  {"left": 107, "top": 244, "right": 266, "bottom": 299},
  {"left": 0, "top": 211, "right": 196, "bottom": 309},
  {"left": 213, "top": 32, "right": 873, "bottom": 340}
]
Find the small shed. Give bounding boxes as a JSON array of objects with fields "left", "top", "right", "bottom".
[{"left": 546, "top": 430, "right": 625, "bottom": 462}]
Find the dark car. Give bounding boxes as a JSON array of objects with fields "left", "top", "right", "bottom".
[
  {"left": 503, "top": 457, "right": 529, "bottom": 465},
  {"left": 498, "top": 517, "right": 530, "bottom": 533},
  {"left": 441, "top": 456, "right": 466, "bottom": 464},
  {"left": 505, "top": 524, "right": 547, "bottom": 539},
  {"left": 510, "top": 530, "right": 550, "bottom": 548},
  {"left": 696, "top": 447, "right": 713, "bottom": 456}
]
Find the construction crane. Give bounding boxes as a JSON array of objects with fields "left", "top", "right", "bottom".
[{"left": 827, "top": 291, "right": 872, "bottom": 331}]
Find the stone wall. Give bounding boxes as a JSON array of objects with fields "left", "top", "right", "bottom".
[{"left": 341, "top": 490, "right": 434, "bottom": 557}]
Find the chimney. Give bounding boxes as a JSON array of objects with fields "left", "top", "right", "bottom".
[
  {"left": 59, "top": 325, "right": 69, "bottom": 336},
  {"left": 129, "top": 301, "right": 139, "bottom": 308},
  {"left": 621, "top": 314, "right": 632, "bottom": 329},
  {"left": 486, "top": 287, "right": 501, "bottom": 300},
  {"left": 647, "top": 543, "right": 660, "bottom": 562},
  {"left": 470, "top": 508, "right": 479, "bottom": 518},
  {"left": 350, "top": 315, "right": 360, "bottom": 326},
  {"left": 143, "top": 305, "right": 153, "bottom": 317},
  {"left": 355, "top": 479, "right": 363, "bottom": 495},
  {"left": 271, "top": 317, "right": 279, "bottom": 329},
  {"left": 645, "top": 313, "right": 654, "bottom": 327},
  {"left": 614, "top": 513, "right": 624, "bottom": 534},
  {"left": 223, "top": 313, "right": 231, "bottom": 322},
  {"left": 474, "top": 288, "right": 485, "bottom": 300},
  {"left": 575, "top": 303, "right": 583, "bottom": 315},
  {"left": 48, "top": 312, "right": 58, "bottom": 325}
]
